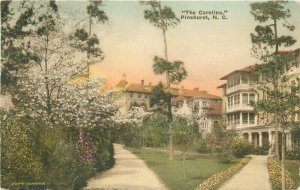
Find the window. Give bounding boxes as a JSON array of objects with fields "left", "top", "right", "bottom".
[
  {"left": 249, "top": 113, "right": 255, "bottom": 124},
  {"left": 130, "top": 92, "right": 133, "bottom": 97},
  {"left": 228, "top": 97, "right": 232, "bottom": 108},
  {"left": 242, "top": 113, "right": 248, "bottom": 124},
  {"left": 234, "top": 113, "right": 240, "bottom": 125},
  {"left": 145, "top": 94, "right": 148, "bottom": 98},
  {"left": 194, "top": 102, "right": 200, "bottom": 112},
  {"left": 242, "top": 93, "right": 248, "bottom": 105},
  {"left": 242, "top": 74, "right": 248, "bottom": 84},
  {"left": 137, "top": 93, "right": 141, "bottom": 98},
  {"left": 249, "top": 94, "right": 255, "bottom": 104},
  {"left": 234, "top": 94, "right": 240, "bottom": 105}
]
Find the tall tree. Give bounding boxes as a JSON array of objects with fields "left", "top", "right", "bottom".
[
  {"left": 250, "top": 2, "right": 299, "bottom": 189},
  {"left": 142, "top": 0, "right": 187, "bottom": 160},
  {"left": 71, "top": 0, "right": 108, "bottom": 79},
  {"left": 250, "top": 1, "right": 296, "bottom": 159},
  {"left": 1, "top": 0, "right": 58, "bottom": 93}
]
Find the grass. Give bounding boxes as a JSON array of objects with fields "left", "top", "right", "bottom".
[
  {"left": 285, "top": 160, "right": 300, "bottom": 186},
  {"left": 129, "top": 148, "right": 236, "bottom": 190}
]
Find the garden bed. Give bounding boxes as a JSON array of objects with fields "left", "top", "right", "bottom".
[{"left": 195, "top": 156, "right": 251, "bottom": 190}]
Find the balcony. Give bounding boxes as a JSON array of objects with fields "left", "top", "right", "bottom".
[
  {"left": 226, "top": 84, "right": 252, "bottom": 95},
  {"left": 227, "top": 104, "right": 254, "bottom": 113}
]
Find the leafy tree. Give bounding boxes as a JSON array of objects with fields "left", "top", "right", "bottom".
[
  {"left": 71, "top": 0, "right": 108, "bottom": 79},
  {"left": 250, "top": 1, "right": 296, "bottom": 52},
  {"left": 144, "top": 113, "right": 169, "bottom": 148},
  {"left": 250, "top": 1, "right": 299, "bottom": 189},
  {"left": 250, "top": 0, "right": 296, "bottom": 159},
  {"left": 1, "top": 0, "right": 58, "bottom": 93},
  {"left": 172, "top": 117, "right": 194, "bottom": 180},
  {"left": 142, "top": 0, "right": 187, "bottom": 160}
]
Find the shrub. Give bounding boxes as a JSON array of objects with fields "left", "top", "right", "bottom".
[
  {"left": 251, "top": 146, "right": 269, "bottom": 155},
  {"left": 286, "top": 146, "right": 300, "bottom": 160},
  {"left": 267, "top": 156, "right": 297, "bottom": 190},
  {"left": 144, "top": 113, "right": 168, "bottom": 148},
  {"left": 1, "top": 110, "right": 115, "bottom": 190},
  {"left": 228, "top": 137, "right": 252, "bottom": 158},
  {"left": 1, "top": 112, "right": 44, "bottom": 188},
  {"left": 193, "top": 138, "right": 210, "bottom": 153}
]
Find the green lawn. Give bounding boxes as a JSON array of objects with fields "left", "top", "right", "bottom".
[
  {"left": 286, "top": 160, "right": 300, "bottom": 186},
  {"left": 129, "top": 148, "right": 236, "bottom": 190}
]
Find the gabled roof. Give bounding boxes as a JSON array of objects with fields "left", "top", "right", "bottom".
[
  {"left": 207, "top": 102, "right": 222, "bottom": 115},
  {"left": 220, "top": 65, "right": 256, "bottom": 80},
  {"left": 117, "top": 80, "right": 221, "bottom": 100},
  {"left": 125, "top": 83, "right": 153, "bottom": 93}
]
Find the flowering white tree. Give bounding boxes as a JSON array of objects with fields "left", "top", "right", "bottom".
[{"left": 15, "top": 11, "right": 117, "bottom": 128}]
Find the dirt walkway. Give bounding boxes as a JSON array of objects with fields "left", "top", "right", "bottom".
[
  {"left": 219, "top": 155, "right": 272, "bottom": 190},
  {"left": 85, "top": 144, "right": 167, "bottom": 190}
]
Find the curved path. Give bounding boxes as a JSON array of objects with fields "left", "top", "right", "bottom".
[
  {"left": 85, "top": 144, "right": 167, "bottom": 190},
  {"left": 219, "top": 155, "right": 272, "bottom": 190}
]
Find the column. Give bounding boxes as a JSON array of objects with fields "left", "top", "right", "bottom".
[
  {"left": 268, "top": 130, "right": 272, "bottom": 145},
  {"left": 286, "top": 133, "right": 292, "bottom": 151},
  {"left": 259, "top": 132, "right": 263, "bottom": 147},
  {"left": 248, "top": 132, "right": 252, "bottom": 144}
]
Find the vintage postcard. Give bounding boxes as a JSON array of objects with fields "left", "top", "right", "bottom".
[{"left": 1, "top": 0, "right": 300, "bottom": 190}]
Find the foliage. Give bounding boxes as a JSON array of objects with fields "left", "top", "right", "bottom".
[
  {"left": 172, "top": 117, "right": 195, "bottom": 180},
  {"left": 285, "top": 160, "right": 300, "bottom": 187},
  {"left": 1, "top": 1, "right": 58, "bottom": 91},
  {"left": 153, "top": 56, "right": 188, "bottom": 84},
  {"left": 142, "top": 0, "right": 179, "bottom": 31},
  {"left": 193, "top": 138, "right": 209, "bottom": 153},
  {"left": 250, "top": 1, "right": 296, "bottom": 52},
  {"left": 205, "top": 127, "right": 237, "bottom": 154},
  {"left": 286, "top": 146, "right": 300, "bottom": 160},
  {"left": 227, "top": 137, "right": 252, "bottom": 158},
  {"left": 150, "top": 82, "right": 169, "bottom": 111},
  {"left": 70, "top": 0, "right": 108, "bottom": 63},
  {"left": 267, "top": 156, "right": 297, "bottom": 190},
  {"left": 251, "top": 146, "right": 269, "bottom": 155},
  {"left": 172, "top": 117, "right": 194, "bottom": 153},
  {"left": 195, "top": 157, "right": 250, "bottom": 190},
  {"left": 1, "top": 110, "right": 115, "bottom": 190},
  {"left": 144, "top": 113, "right": 169, "bottom": 147},
  {"left": 1, "top": 111, "right": 44, "bottom": 188}
]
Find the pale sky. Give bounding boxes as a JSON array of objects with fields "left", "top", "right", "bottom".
[{"left": 58, "top": 1, "right": 300, "bottom": 96}]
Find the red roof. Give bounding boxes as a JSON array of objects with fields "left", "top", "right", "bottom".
[
  {"left": 125, "top": 83, "right": 153, "bottom": 93},
  {"left": 207, "top": 102, "right": 222, "bottom": 115},
  {"left": 118, "top": 81, "right": 221, "bottom": 100},
  {"left": 220, "top": 65, "right": 256, "bottom": 80}
]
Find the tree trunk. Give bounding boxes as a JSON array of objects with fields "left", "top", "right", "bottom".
[
  {"left": 273, "top": 18, "right": 278, "bottom": 53},
  {"left": 275, "top": 116, "right": 280, "bottom": 159},
  {"left": 87, "top": 14, "right": 92, "bottom": 80},
  {"left": 162, "top": 26, "right": 173, "bottom": 161},
  {"left": 183, "top": 151, "right": 186, "bottom": 180},
  {"left": 281, "top": 130, "right": 285, "bottom": 190}
]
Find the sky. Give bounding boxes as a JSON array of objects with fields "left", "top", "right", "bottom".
[{"left": 58, "top": 1, "right": 300, "bottom": 96}]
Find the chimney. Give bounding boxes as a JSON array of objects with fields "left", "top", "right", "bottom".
[
  {"left": 122, "top": 73, "right": 126, "bottom": 80},
  {"left": 148, "top": 82, "right": 152, "bottom": 86},
  {"left": 141, "top": 80, "right": 144, "bottom": 86},
  {"left": 194, "top": 87, "right": 199, "bottom": 91}
]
